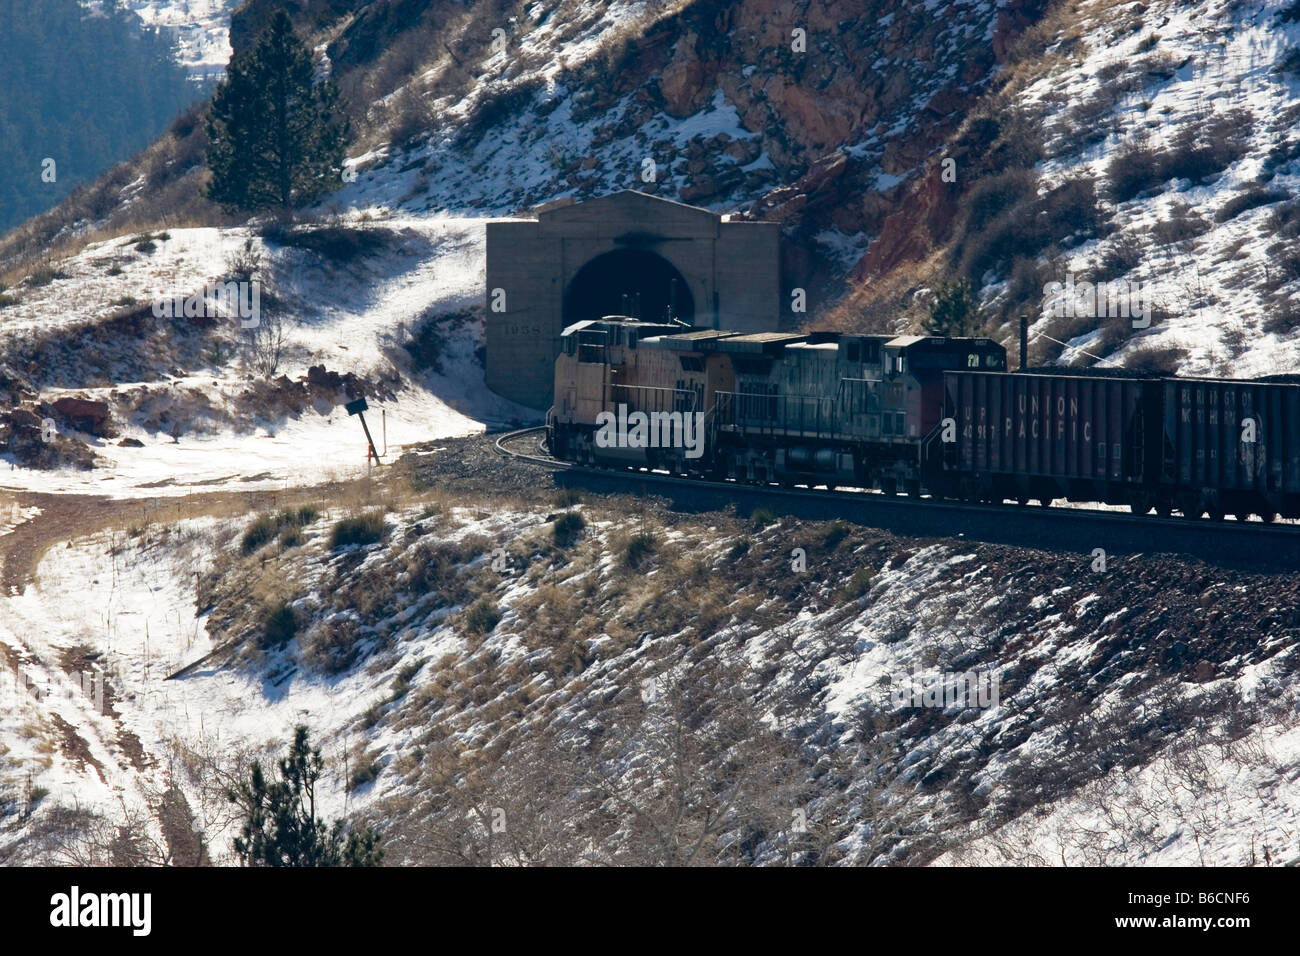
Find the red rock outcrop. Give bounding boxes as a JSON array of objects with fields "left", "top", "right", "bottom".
[
  {"left": 850, "top": 164, "right": 959, "bottom": 282},
  {"left": 660, "top": 33, "right": 709, "bottom": 118},
  {"left": 51, "top": 397, "right": 113, "bottom": 437}
]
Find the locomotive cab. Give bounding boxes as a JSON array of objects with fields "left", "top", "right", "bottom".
[
  {"left": 548, "top": 315, "right": 725, "bottom": 472},
  {"left": 882, "top": 336, "right": 1007, "bottom": 443}
]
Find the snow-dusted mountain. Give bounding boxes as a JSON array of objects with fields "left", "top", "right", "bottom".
[
  {"left": 121, "top": 0, "right": 239, "bottom": 83},
  {"left": 24, "top": 0, "right": 1300, "bottom": 380}
]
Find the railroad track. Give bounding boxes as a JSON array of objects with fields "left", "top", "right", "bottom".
[
  {"left": 493, "top": 426, "right": 568, "bottom": 468},
  {"left": 490, "top": 426, "right": 1300, "bottom": 567}
]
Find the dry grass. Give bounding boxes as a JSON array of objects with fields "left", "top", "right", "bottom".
[
  {"left": 338, "top": 0, "right": 690, "bottom": 155},
  {"left": 819, "top": 252, "right": 946, "bottom": 335}
]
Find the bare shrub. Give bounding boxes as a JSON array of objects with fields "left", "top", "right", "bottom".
[
  {"left": 1153, "top": 200, "right": 1210, "bottom": 245},
  {"left": 381, "top": 720, "right": 589, "bottom": 866},
  {"left": 1164, "top": 112, "right": 1251, "bottom": 183},
  {"left": 1107, "top": 139, "right": 1165, "bottom": 201},
  {"left": 961, "top": 168, "right": 1040, "bottom": 237},
  {"left": 572, "top": 656, "right": 807, "bottom": 865},
  {"left": 403, "top": 540, "right": 471, "bottom": 605},
  {"left": 1100, "top": 232, "right": 1144, "bottom": 273},
  {"left": 384, "top": 85, "right": 438, "bottom": 148},
  {"left": 1267, "top": 241, "right": 1300, "bottom": 284},
  {"left": 1274, "top": 45, "right": 1300, "bottom": 76},
  {"left": 1123, "top": 345, "right": 1188, "bottom": 374},
  {"left": 1264, "top": 296, "right": 1300, "bottom": 336},
  {"left": 300, "top": 615, "right": 364, "bottom": 674},
  {"left": 225, "top": 237, "right": 262, "bottom": 282},
  {"left": 1265, "top": 199, "right": 1300, "bottom": 239},
  {"left": 243, "top": 306, "right": 286, "bottom": 378},
  {"left": 1213, "top": 185, "right": 1287, "bottom": 224},
  {"left": 461, "top": 596, "right": 501, "bottom": 636},
  {"left": 956, "top": 174, "right": 1102, "bottom": 281}
]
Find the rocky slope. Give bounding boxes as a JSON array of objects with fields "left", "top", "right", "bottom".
[
  {"left": 10, "top": 0, "right": 1300, "bottom": 374},
  {"left": 2, "top": 440, "right": 1297, "bottom": 865},
  {"left": 843, "top": 0, "right": 1300, "bottom": 379},
  {"left": 3, "top": 0, "right": 1048, "bottom": 312}
]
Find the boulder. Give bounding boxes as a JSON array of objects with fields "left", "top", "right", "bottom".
[
  {"left": 1, "top": 407, "right": 97, "bottom": 470},
  {"left": 9, "top": 407, "right": 42, "bottom": 430},
  {"left": 306, "top": 365, "right": 344, "bottom": 390},
  {"left": 305, "top": 365, "right": 366, "bottom": 400},
  {"left": 659, "top": 33, "right": 708, "bottom": 118},
  {"left": 51, "top": 397, "right": 113, "bottom": 437},
  {"left": 723, "top": 138, "right": 762, "bottom": 165},
  {"left": 747, "top": 151, "right": 847, "bottom": 223},
  {"left": 764, "top": 79, "right": 859, "bottom": 149}
]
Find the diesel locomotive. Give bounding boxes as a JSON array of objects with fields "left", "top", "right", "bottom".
[{"left": 546, "top": 316, "right": 1300, "bottom": 522}]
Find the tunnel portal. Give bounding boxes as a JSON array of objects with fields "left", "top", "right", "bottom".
[{"left": 562, "top": 248, "right": 695, "bottom": 325}]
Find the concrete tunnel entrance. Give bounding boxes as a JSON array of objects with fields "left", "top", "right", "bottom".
[
  {"left": 562, "top": 248, "right": 696, "bottom": 325},
  {"left": 485, "top": 190, "right": 781, "bottom": 407}
]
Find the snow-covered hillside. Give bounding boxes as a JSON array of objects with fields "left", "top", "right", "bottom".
[
  {"left": 3, "top": 0, "right": 1300, "bottom": 869},
  {"left": 0, "top": 0, "right": 1042, "bottom": 494},
  {"left": 3, "top": 474, "right": 1297, "bottom": 865},
  {"left": 1013, "top": 0, "right": 1300, "bottom": 376},
  {"left": 0, "top": 214, "right": 535, "bottom": 496},
  {"left": 119, "top": 0, "right": 239, "bottom": 83}
]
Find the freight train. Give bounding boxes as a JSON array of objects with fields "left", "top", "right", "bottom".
[{"left": 545, "top": 316, "right": 1300, "bottom": 522}]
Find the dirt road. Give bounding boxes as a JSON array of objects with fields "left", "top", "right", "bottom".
[
  {"left": 1, "top": 492, "right": 120, "bottom": 596},
  {"left": 0, "top": 477, "right": 376, "bottom": 596}
]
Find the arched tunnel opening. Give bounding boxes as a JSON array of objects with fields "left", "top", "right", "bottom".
[{"left": 563, "top": 248, "right": 696, "bottom": 325}]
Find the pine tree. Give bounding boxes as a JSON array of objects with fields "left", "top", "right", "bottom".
[
  {"left": 227, "top": 726, "right": 382, "bottom": 866},
  {"left": 205, "top": 11, "right": 349, "bottom": 214},
  {"left": 925, "top": 278, "right": 985, "bottom": 337}
]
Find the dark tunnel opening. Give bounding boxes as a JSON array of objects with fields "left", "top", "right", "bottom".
[{"left": 562, "top": 249, "right": 696, "bottom": 325}]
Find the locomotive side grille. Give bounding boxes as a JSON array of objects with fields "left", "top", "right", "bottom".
[
  {"left": 715, "top": 390, "right": 839, "bottom": 438},
  {"left": 609, "top": 383, "right": 697, "bottom": 415}
]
